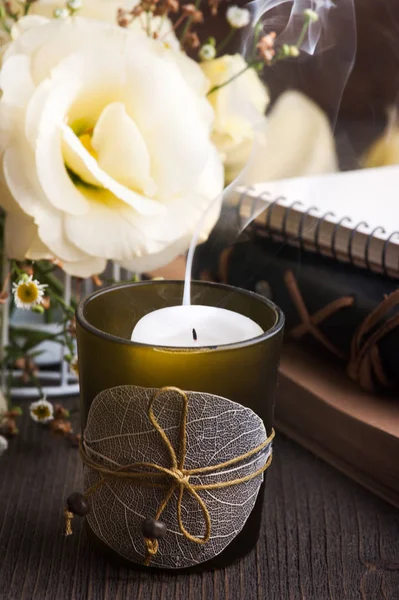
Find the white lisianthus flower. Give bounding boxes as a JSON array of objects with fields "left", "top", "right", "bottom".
[
  {"left": 226, "top": 6, "right": 251, "bottom": 29},
  {"left": 0, "top": 18, "right": 223, "bottom": 276},
  {"left": 201, "top": 54, "right": 269, "bottom": 183},
  {"left": 242, "top": 91, "right": 338, "bottom": 184}
]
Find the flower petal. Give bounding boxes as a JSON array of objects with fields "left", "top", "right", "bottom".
[
  {"left": 119, "top": 236, "right": 193, "bottom": 273},
  {"left": 4, "top": 211, "right": 37, "bottom": 260},
  {"left": 62, "top": 256, "right": 107, "bottom": 278},
  {"left": 0, "top": 54, "right": 35, "bottom": 109},
  {"left": 123, "top": 46, "right": 212, "bottom": 196},
  {"left": 26, "top": 236, "right": 54, "bottom": 260},
  {"left": 64, "top": 185, "right": 160, "bottom": 260},
  {"left": 2, "top": 141, "right": 90, "bottom": 262},
  {"left": 202, "top": 54, "right": 269, "bottom": 138},
  {"left": 25, "top": 78, "right": 52, "bottom": 150},
  {"left": 30, "top": 48, "right": 162, "bottom": 217},
  {"left": 62, "top": 124, "right": 163, "bottom": 215},
  {"left": 33, "top": 49, "right": 127, "bottom": 216},
  {"left": 92, "top": 102, "right": 157, "bottom": 197},
  {"left": 170, "top": 50, "right": 209, "bottom": 97},
  {"left": 64, "top": 141, "right": 223, "bottom": 265},
  {"left": 4, "top": 18, "right": 128, "bottom": 85},
  {"left": 36, "top": 207, "right": 90, "bottom": 262},
  {"left": 3, "top": 142, "right": 48, "bottom": 220},
  {"left": 11, "top": 15, "right": 49, "bottom": 40},
  {"left": 245, "top": 91, "right": 337, "bottom": 183}
]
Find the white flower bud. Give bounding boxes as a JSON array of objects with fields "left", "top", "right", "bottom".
[
  {"left": 289, "top": 45, "right": 300, "bottom": 57},
  {"left": 199, "top": 44, "right": 216, "bottom": 61},
  {"left": 226, "top": 6, "right": 251, "bottom": 29},
  {"left": 304, "top": 8, "right": 319, "bottom": 22},
  {"left": 53, "top": 7, "right": 70, "bottom": 19},
  {"left": 67, "top": 0, "right": 83, "bottom": 11}
]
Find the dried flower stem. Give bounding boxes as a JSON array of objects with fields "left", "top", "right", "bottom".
[
  {"left": 159, "top": 11, "right": 186, "bottom": 41},
  {"left": 180, "top": 0, "right": 201, "bottom": 42}
]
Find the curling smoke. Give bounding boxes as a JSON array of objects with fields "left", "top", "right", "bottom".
[{"left": 183, "top": 0, "right": 356, "bottom": 306}]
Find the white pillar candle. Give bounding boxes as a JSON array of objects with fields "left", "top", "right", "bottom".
[{"left": 131, "top": 305, "right": 264, "bottom": 348}]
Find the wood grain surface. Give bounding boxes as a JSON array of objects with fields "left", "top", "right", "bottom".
[{"left": 1, "top": 397, "right": 399, "bottom": 600}]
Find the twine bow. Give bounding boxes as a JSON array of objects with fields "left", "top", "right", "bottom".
[{"left": 79, "top": 387, "right": 274, "bottom": 566}]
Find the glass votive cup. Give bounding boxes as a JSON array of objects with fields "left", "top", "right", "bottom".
[{"left": 76, "top": 280, "right": 284, "bottom": 571}]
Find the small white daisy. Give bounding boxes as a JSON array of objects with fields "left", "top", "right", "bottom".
[
  {"left": 304, "top": 8, "right": 319, "bottom": 22},
  {"left": 199, "top": 44, "right": 216, "bottom": 61},
  {"left": 30, "top": 397, "right": 54, "bottom": 424},
  {"left": 226, "top": 6, "right": 251, "bottom": 29},
  {"left": 12, "top": 275, "right": 47, "bottom": 310},
  {"left": 0, "top": 435, "right": 8, "bottom": 457}
]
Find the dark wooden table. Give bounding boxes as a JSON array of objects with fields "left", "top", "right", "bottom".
[{"left": 1, "top": 397, "right": 399, "bottom": 600}]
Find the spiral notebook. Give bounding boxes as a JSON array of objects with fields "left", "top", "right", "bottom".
[{"left": 238, "top": 166, "right": 399, "bottom": 279}]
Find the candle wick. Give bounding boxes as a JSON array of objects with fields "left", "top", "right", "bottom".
[{"left": 192, "top": 328, "right": 198, "bottom": 341}]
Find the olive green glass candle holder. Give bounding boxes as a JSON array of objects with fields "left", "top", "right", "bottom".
[{"left": 76, "top": 280, "right": 284, "bottom": 571}]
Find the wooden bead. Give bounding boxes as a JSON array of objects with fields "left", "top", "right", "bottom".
[
  {"left": 141, "top": 518, "right": 167, "bottom": 540},
  {"left": 67, "top": 492, "right": 90, "bottom": 517}
]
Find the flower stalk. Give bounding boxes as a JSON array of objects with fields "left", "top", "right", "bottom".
[
  {"left": 216, "top": 26, "right": 235, "bottom": 55},
  {"left": 207, "top": 61, "right": 259, "bottom": 96}
]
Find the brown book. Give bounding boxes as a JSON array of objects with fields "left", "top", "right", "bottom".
[{"left": 276, "top": 343, "right": 399, "bottom": 508}]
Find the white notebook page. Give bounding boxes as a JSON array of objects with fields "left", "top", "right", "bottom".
[{"left": 240, "top": 166, "right": 399, "bottom": 277}]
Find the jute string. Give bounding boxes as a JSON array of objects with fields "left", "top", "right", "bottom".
[
  {"left": 211, "top": 247, "right": 399, "bottom": 392},
  {"left": 73, "top": 387, "right": 274, "bottom": 566},
  {"left": 348, "top": 289, "right": 399, "bottom": 391},
  {"left": 284, "top": 270, "right": 355, "bottom": 359},
  {"left": 284, "top": 270, "right": 399, "bottom": 392}
]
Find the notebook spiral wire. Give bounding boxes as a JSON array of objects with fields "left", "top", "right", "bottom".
[{"left": 237, "top": 187, "right": 399, "bottom": 278}]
